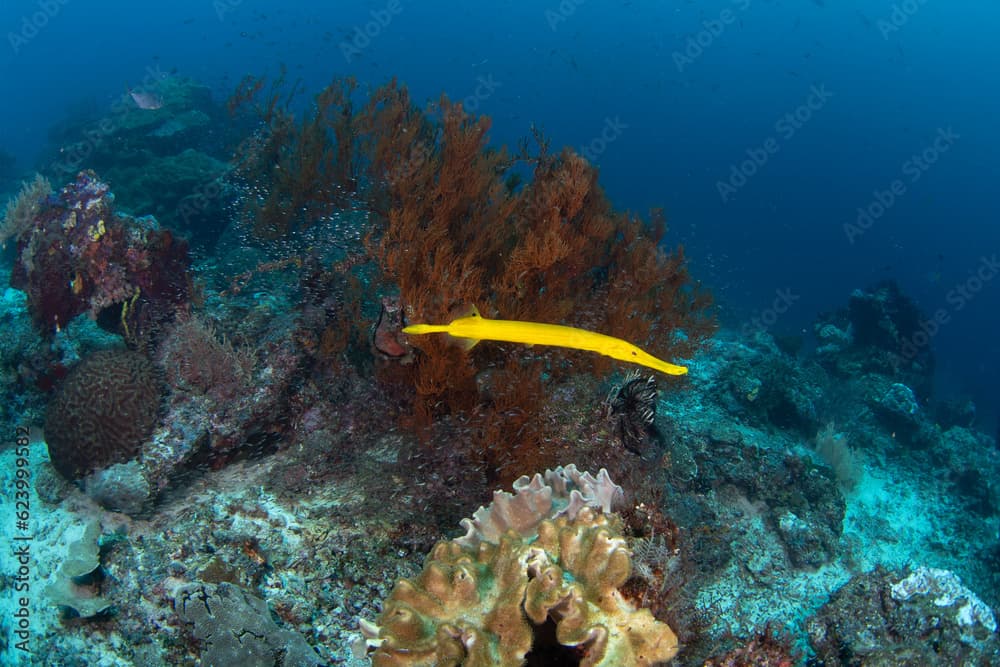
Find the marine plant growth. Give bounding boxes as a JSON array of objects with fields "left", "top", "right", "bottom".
[{"left": 232, "top": 76, "right": 715, "bottom": 482}]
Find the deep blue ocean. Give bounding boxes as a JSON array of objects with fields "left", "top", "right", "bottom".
[{"left": 3, "top": 0, "right": 995, "bottom": 431}]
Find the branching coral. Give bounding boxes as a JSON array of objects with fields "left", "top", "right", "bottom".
[
  {"left": 229, "top": 69, "right": 358, "bottom": 240},
  {"left": 157, "top": 314, "right": 256, "bottom": 401},
  {"left": 356, "top": 80, "right": 714, "bottom": 480},
  {"left": 358, "top": 466, "right": 679, "bottom": 666},
  {"left": 231, "top": 75, "right": 715, "bottom": 483},
  {"left": 0, "top": 173, "right": 51, "bottom": 247}
]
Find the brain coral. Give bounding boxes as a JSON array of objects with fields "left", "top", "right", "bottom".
[
  {"left": 358, "top": 466, "right": 678, "bottom": 666},
  {"left": 44, "top": 349, "right": 161, "bottom": 480}
]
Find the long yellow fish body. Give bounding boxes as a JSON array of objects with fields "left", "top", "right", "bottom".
[{"left": 402, "top": 306, "right": 688, "bottom": 376}]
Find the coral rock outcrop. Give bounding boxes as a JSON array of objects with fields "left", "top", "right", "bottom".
[{"left": 9, "top": 170, "right": 190, "bottom": 340}]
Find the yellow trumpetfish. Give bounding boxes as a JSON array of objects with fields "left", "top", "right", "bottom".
[{"left": 402, "top": 306, "right": 688, "bottom": 376}]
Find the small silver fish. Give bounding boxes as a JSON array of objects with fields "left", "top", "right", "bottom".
[{"left": 127, "top": 87, "right": 163, "bottom": 110}]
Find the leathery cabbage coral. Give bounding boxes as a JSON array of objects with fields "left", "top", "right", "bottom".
[{"left": 357, "top": 465, "right": 679, "bottom": 666}]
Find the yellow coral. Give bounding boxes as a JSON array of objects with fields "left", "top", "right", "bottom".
[
  {"left": 364, "top": 507, "right": 678, "bottom": 666},
  {"left": 88, "top": 218, "right": 106, "bottom": 241}
]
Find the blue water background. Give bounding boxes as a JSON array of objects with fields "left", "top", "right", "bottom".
[{"left": 1, "top": 0, "right": 996, "bottom": 429}]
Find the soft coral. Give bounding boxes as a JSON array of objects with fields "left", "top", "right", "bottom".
[{"left": 358, "top": 80, "right": 714, "bottom": 480}]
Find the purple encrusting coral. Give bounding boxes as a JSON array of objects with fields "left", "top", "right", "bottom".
[{"left": 10, "top": 170, "right": 189, "bottom": 340}]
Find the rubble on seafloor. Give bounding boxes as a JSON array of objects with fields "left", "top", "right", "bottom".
[{"left": 1, "top": 304, "right": 997, "bottom": 664}]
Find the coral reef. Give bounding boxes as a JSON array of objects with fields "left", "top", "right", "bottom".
[
  {"left": 3, "top": 73, "right": 998, "bottom": 667},
  {"left": 0, "top": 284, "right": 50, "bottom": 430},
  {"left": 228, "top": 71, "right": 358, "bottom": 240},
  {"left": 230, "top": 76, "right": 714, "bottom": 485},
  {"left": 358, "top": 466, "right": 679, "bottom": 666},
  {"left": 661, "top": 362, "right": 846, "bottom": 571},
  {"left": 82, "top": 459, "right": 152, "bottom": 515},
  {"left": 171, "top": 581, "right": 322, "bottom": 666},
  {"left": 9, "top": 170, "right": 190, "bottom": 342},
  {"left": 360, "top": 83, "right": 714, "bottom": 477},
  {"left": 39, "top": 76, "right": 234, "bottom": 248},
  {"left": 807, "top": 566, "right": 999, "bottom": 665},
  {"left": 36, "top": 293, "right": 299, "bottom": 515},
  {"left": 105, "top": 148, "right": 230, "bottom": 247},
  {"left": 0, "top": 173, "right": 51, "bottom": 247},
  {"left": 156, "top": 313, "right": 256, "bottom": 402},
  {"left": 814, "top": 280, "right": 934, "bottom": 398},
  {"left": 890, "top": 566, "right": 997, "bottom": 638},
  {"left": 2, "top": 313, "right": 996, "bottom": 665},
  {"left": 703, "top": 624, "right": 799, "bottom": 667},
  {"left": 42, "top": 520, "right": 112, "bottom": 619},
  {"left": 148, "top": 303, "right": 299, "bottom": 473},
  {"left": 717, "top": 331, "right": 823, "bottom": 434},
  {"left": 43, "top": 349, "right": 161, "bottom": 480}
]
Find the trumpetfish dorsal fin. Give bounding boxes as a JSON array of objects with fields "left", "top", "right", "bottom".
[
  {"left": 448, "top": 303, "right": 482, "bottom": 350},
  {"left": 450, "top": 303, "right": 482, "bottom": 320}
]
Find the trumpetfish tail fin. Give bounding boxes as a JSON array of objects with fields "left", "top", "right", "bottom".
[{"left": 402, "top": 304, "right": 482, "bottom": 350}]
